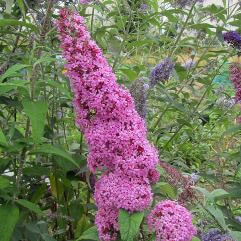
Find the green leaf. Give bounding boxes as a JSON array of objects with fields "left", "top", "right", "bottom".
[
  {"left": 210, "top": 189, "right": 229, "bottom": 199},
  {"left": 33, "top": 56, "right": 56, "bottom": 69},
  {"left": 161, "top": 10, "right": 179, "bottom": 22},
  {"left": 231, "top": 231, "right": 241, "bottom": 240},
  {"left": 190, "top": 23, "right": 215, "bottom": 34},
  {"left": 0, "top": 128, "right": 8, "bottom": 146},
  {"left": 75, "top": 214, "right": 92, "bottom": 237},
  {"left": 119, "top": 210, "right": 144, "bottom": 241},
  {"left": 224, "top": 124, "right": 241, "bottom": 136},
  {"left": 0, "top": 19, "right": 37, "bottom": 31},
  {"left": 77, "top": 226, "right": 100, "bottom": 241},
  {"left": 194, "top": 187, "right": 229, "bottom": 201},
  {"left": 16, "top": 199, "right": 43, "bottom": 215},
  {"left": 23, "top": 100, "right": 48, "bottom": 144},
  {"left": 193, "top": 186, "right": 211, "bottom": 200},
  {"left": 31, "top": 183, "right": 48, "bottom": 203},
  {"left": 153, "top": 182, "right": 177, "bottom": 199},
  {"left": 31, "top": 145, "right": 79, "bottom": 168},
  {"left": 0, "top": 204, "right": 19, "bottom": 241},
  {"left": 5, "top": 0, "right": 14, "bottom": 14},
  {"left": 0, "top": 176, "right": 10, "bottom": 189},
  {"left": 16, "top": 0, "right": 26, "bottom": 17},
  {"left": 206, "top": 205, "right": 227, "bottom": 231},
  {"left": 0, "top": 80, "right": 29, "bottom": 95},
  {"left": 192, "top": 237, "right": 201, "bottom": 241},
  {"left": 229, "top": 20, "right": 241, "bottom": 28},
  {"left": 42, "top": 80, "right": 72, "bottom": 99},
  {"left": 0, "top": 64, "right": 29, "bottom": 82},
  {"left": 120, "top": 69, "right": 138, "bottom": 81},
  {"left": 49, "top": 173, "right": 64, "bottom": 200}
]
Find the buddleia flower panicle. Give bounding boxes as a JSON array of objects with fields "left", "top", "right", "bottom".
[
  {"left": 223, "top": 31, "right": 241, "bottom": 50},
  {"left": 229, "top": 63, "right": 241, "bottom": 103},
  {"left": 147, "top": 200, "right": 197, "bottom": 241},
  {"left": 57, "top": 8, "right": 160, "bottom": 240},
  {"left": 201, "top": 229, "right": 235, "bottom": 241},
  {"left": 149, "top": 57, "right": 174, "bottom": 88}
]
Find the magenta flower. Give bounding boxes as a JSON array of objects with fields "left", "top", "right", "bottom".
[
  {"left": 94, "top": 172, "right": 153, "bottom": 212},
  {"left": 57, "top": 8, "right": 160, "bottom": 240},
  {"left": 95, "top": 206, "right": 119, "bottom": 241},
  {"left": 147, "top": 200, "right": 197, "bottom": 241}
]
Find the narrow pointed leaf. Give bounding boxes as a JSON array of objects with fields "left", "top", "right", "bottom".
[
  {"left": 31, "top": 145, "right": 79, "bottom": 168},
  {"left": 0, "top": 204, "right": 19, "bottom": 241},
  {"left": 119, "top": 210, "right": 144, "bottom": 241},
  {"left": 23, "top": 100, "right": 48, "bottom": 144},
  {"left": 16, "top": 199, "right": 43, "bottom": 215}
]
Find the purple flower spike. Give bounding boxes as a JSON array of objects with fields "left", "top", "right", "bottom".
[
  {"left": 223, "top": 31, "right": 241, "bottom": 50},
  {"left": 149, "top": 57, "right": 174, "bottom": 87},
  {"left": 201, "top": 229, "right": 235, "bottom": 241},
  {"left": 139, "top": 3, "right": 148, "bottom": 12}
]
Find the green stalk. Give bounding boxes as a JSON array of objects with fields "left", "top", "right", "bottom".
[
  {"left": 169, "top": 0, "right": 197, "bottom": 57},
  {"left": 163, "top": 57, "right": 229, "bottom": 148},
  {"left": 90, "top": 6, "right": 95, "bottom": 36}
]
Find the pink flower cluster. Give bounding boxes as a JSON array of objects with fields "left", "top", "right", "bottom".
[
  {"left": 230, "top": 63, "right": 241, "bottom": 103},
  {"left": 56, "top": 8, "right": 159, "bottom": 241},
  {"left": 147, "top": 200, "right": 197, "bottom": 241}
]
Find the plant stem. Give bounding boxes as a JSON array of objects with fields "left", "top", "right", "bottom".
[
  {"left": 90, "top": 6, "right": 95, "bottom": 35},
  {"left": 163, "top": 57, "right": 229, "bottom": 148},
  {"left": 169, "top": 0, "right": 197, "bottom": 57}
]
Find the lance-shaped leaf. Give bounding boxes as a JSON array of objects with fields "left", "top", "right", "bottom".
[
  {"left": 31, "top": 145, "right": 79, "bottom": 168},
  {"left": 16, "top": 199, "right": 43, "bottom": 215},
  {"left": 23, "top": 100, "right": 48, "bottom": 144},
  {"left": 0, "top": 64, "right": 29, "bottom": 82},
  {"left": 119, "top": 209, "right": 144, "bottom": 241},
  {"left": 0, "top": 204, "right": 19, "bottom": 241}
]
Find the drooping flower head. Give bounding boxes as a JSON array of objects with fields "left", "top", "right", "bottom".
[
  {"left": 223, "top": 31, "right": 241, "bottom": 50},
  {"left": 147, "top": 200, "right": 197, "bottom": 241},
  {"left": 57, "top": 8, "right": 160, "bottom": 241},
  {"left": 229, "top": 63, "right": 241, "bottom": 102},
  {"left": 201, "top": 229, "right": 235, "bottom": 241},
  {"left": 149, "top": 57, "right": 174, "bottom": 88}
]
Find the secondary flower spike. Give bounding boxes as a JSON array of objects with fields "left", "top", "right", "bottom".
[
  {"left": 149, "top": 57, "right": 174, "bottom": 88},
  {"left": 57, "top": 8, "right": 160, "bottom": 240},
  {"left": 223, "top": 31, "right": 241, "bottom": 50},
  {"left": 147, "top": 200, "right": 197, "bottom": 241},
  {"left": 229, "top": 63, "right": 241, "bottom": 102}
]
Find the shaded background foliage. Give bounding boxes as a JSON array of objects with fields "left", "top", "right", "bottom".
[{"left": 0, "top": 0, "right": 241, "bottom": 240}]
